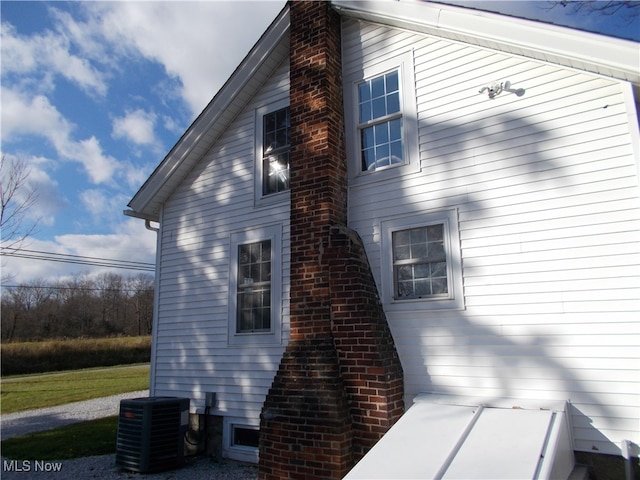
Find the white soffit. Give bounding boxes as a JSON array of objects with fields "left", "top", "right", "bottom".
[{"left": 332, "top": 0, "right": 640, "bottom": 84}]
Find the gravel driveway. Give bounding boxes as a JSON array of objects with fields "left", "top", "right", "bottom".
[{"left": 1, "top": 391, "right": 258, "bottom": 480}]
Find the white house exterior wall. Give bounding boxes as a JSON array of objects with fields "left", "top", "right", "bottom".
[
  {"left": 151, "top": 59, "right": 291, "bottom": 424},
  {"left": 342, "top": 19, "right": 640, "bottom": 456}
]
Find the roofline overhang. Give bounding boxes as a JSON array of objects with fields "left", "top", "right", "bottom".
[
  {"left": 332, "top": 0, "right": 639, "bottom": 84},
  {"left": 126, "top": 0, "right": 639, "bottom": 221},
  {"left": 126, "top": 4, "right": 290, "bottom": 220}
]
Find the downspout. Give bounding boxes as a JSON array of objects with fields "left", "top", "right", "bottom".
[{"left": 146, "top": 210, "right": 162, "bottom": 397}]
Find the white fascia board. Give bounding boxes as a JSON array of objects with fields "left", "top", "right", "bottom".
[
  {"left": 332, "top": 0, "right": 639, "bottom": 83},
  {"left": 127, "top": 6, "right": 290, "bottom": 219}
]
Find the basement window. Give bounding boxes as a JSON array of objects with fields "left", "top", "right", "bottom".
[{"left": 232, "top": 426, "right": 260, "bottom": 449}]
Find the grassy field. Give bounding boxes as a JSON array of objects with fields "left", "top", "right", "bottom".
[
  {"left": 1, "top": 364, "right": 150, "bottom": 460},
  {"left": 1, "top": 416, "right": 119, "bottom": 460},
  {"left": 1, "top": 364, "right": 150, "bottom": 414},
  {"left": 1, "top": 336, "right": 151, "bottom": 376}
]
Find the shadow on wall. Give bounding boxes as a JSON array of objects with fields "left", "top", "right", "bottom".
[{"left": 361, "top": 78, "right": 639, "bottom": 457}]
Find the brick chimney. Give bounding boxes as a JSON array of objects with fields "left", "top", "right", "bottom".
[{"left": 259, "top": 2, "right": 404, "bottom": 478}]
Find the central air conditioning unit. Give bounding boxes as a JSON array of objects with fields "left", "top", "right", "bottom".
[{"left": 116, "top": 396, "right": 190, "bottom": 474}]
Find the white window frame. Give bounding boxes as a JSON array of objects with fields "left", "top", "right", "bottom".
[
  {"left": 344, "top": 51, "right": 419, "bottom": 185},
  {"left": 223, "top": 417, "right": 259, "bottom": 464},
  {"left": 254, "top": 99, "right": 290, "bottom": 208},
  {"left": 380, "top": 209, "right": 464, "bottom": 311},
  {"left": 228, "top": 224, "right": 283, "bottom": 346}
]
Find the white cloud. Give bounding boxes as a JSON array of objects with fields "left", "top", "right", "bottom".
[
  {"left": 1, "top": 219, "right": 157, "bottom": 284},
  {"left": 112, "top": 109, "right": 158, "bottom": 146},
  {"left": 1, "top": 87, "right": 120, "bottom": 184},
  {"left": 1, "top": 87, "right": 72, "bottom": 141},
  {"left": 0, "top": 19, "right": 107, "bottom": 96},
  {"left": 87, "top": 1, "right": 285, "bottom": 116}
]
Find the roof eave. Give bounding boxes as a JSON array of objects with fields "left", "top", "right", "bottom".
[
  {"left": 332, "top": 0, "right": 639, "bottom": 84},
  {"left": 127, "top": 5, "right": 290, "bottom": 220}
]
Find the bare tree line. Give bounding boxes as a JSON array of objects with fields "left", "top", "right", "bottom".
[{"left": 1, "top": 272, "right": 154, "bottom": 342}]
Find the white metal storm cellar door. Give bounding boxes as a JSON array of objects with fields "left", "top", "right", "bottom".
[{"left": 344, "top": 394, "right": 577, "bottom": 480}]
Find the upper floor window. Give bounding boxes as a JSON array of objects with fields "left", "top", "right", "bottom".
[
  {"left": 262, "top": 106, "right": 290, "bottom": 196},
  {"left": 344, "top": 51, "right": 418, "bottom": 184},
  {"left": 358, "top": 70, "right": 403, "bottom": 172}
]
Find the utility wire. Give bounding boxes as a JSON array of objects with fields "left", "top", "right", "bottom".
[{"left": 0, "top": 248, "right": 155, "bottom": 272}]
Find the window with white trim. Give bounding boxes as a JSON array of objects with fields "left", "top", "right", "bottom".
[
  {"left": 228, "top": 225, "right": 282, "bottom": 345},
  {"left": 236, "top": 240, "right": 271, "bottom": 332},
  {"left": 393, "top": 224, "right": 448, "bottom": 299},
  {"left": 344, "top": 52, "right": 418, "bottom": 183},
  {"left": 381, "top": 210, "right": 464, "bottom": 311},
  {"left": 358, "top": 70, "right": 403, "bottom": 172},
  {"left": 255, "top": 101, "right": 290, "bottom": 206},
  {"left": 223, "top": 417, "right": 259, "bottom": 463},
  {"left": 262, "top": 106, "right": 290, "bottom": 195}
]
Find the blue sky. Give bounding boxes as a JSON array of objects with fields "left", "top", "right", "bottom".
[{"left": 1, "top": 1, "right": 638, "bottom": 284}]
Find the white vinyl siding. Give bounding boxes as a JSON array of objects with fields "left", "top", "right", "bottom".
[
  {"left": 150, "top": 59, "right": 290, "bottom": 426},
  {"left": 342, "top": 18, "right": 640, "bottom": 456}
]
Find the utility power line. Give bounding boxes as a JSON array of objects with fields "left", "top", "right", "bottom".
[{"left": 0, "top": 248, "right": 155, "bottom": 272}]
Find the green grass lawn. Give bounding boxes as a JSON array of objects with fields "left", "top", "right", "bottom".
[
  {"left": 1, "top": 364, "right": 150, "bottom": 460},
  {"left": 1, "top": 364, "right": 150, "bottom": 414},
  {"left": 1, "top": 416, "right": 119, "bottom": 460}
]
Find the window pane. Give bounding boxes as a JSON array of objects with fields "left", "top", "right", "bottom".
[
  {"left": 429, "top": 241, "right": 445, "bottom": 259},
  {"left": 359, "top": 82, "right": 371, "bottom": 102},
  {"left": 360, "top": 101, "right": 372, "bottom": 123},
  {"left": 263, "top": 107, "right": 290, "bottom": 195},
  {"left": 390, "top": 141, "right": 403, "bottom": 165},
  {"left": 264, "top": 152, "right": 290, "bottom": 195},
  {"left": 386, "top": 71, "right": 399, "bottom": 93},
  {"left": 358, "top": 69, "right": 404, "bottom": 172},
  {"left": 387, "top": 92, "right": 400, "bottom": 114},
  {"left": 389, "top": 118, "right": 402, "bottom": 141},
  {"left": 394, "top": 245, "right": 411, "bottom": 261},
  {"left": 427, "top": 224, "right": 443, "bottom": 241},
  {"left": 392, "top": 225, "right": 449, "bottom": 300},
  {"left": 371, "top": 76, "right": 385, "bottom": 98},
  {"left": 375, "top": 123, "right": 389, "bottom": 144},
  {"left": 362, "top": 127, "right": 374, "bottom": 149},
  {"left": 376, "top": 145, "right": 390, "bottom": 166},
  {"left": 431, "top": 277, "right": 448, "bottom": 295},
  {"left": 398, "top": 281, "right": 414, "bottom": 298},
  {"left": 415, "top": 279, "right": 430, "bottom": 297},
  {"left": 362, "top": 147, "right": 375, "bottom": 171},
  {"left": 233, "top": 427, "right": 260, "bottom": 448},
  {"left": 372, "top": 97, "right": 386, "bottom": 119},
  {"left": 237, "top": 240, "right": 272, "bottom": 332}
]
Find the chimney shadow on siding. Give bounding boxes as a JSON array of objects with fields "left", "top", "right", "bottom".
[{"left": 361, "top": 104, "right": 631, "bottom": 456}]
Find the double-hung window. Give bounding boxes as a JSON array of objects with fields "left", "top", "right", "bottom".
[
  {"left": 381, "top": 210, "right": 464, "bottom": 311},
  {"left": 344, "top": 52, "right": 418, "bottom": 182},
  {"left": 262, "top": 106, "right": 290, "bottom": 196},
  {"left": 393, "top": 224, "right": 447, "bottom": 299},
  {"left": 228, "top": 225, "right": 282, "bottom": 345},
  {"left": 358, "top": 70, "right": 403, "bottom": 172},
  {"left": 236, "top": 240, "right": 271, "bottom": 333}
]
